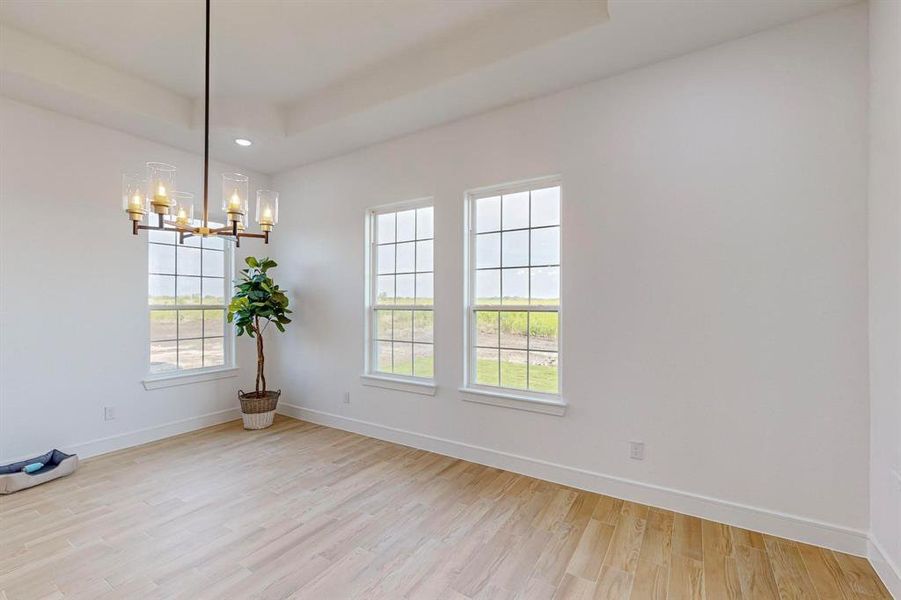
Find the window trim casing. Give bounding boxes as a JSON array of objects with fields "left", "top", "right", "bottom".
[
  {"left": 144, "top": 229, "right": 237, "bottom": 384},
  {"left": 364, "top": 197, "right": 436, "bottom": 392},
  {"left": 462, "top": 176, "right": 566, "bottom": 414},
  {"left": 142, "top": 366, "right": 239, "bottom": 390}
]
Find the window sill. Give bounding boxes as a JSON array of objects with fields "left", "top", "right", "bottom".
[
  {"left": 143, "top": 367, "right": 240, "bottom": 390},
  {"left": 459, "top": 386, "right": 567, "bottom": 416},
  {"left": 360, "top": 374, "right": 437, "bottom": 396}
]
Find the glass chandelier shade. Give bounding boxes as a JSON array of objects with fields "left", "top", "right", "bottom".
[
  {"left": 122, "top": 174, "right": 147, "bottom": 221},
  {"left": 256, "top": 190, "right": 279, "bottom": 231},
  {"left": 222, "top": 173, "right": 249, "bottom": 223},
  {"left": 146, "top": 162, "right": 176, "bottom": 214},
  {"left": 169, "top": 191, "right": 195, "bottom": 229}
]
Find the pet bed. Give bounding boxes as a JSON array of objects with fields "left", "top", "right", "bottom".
[{"left": 0, "top": 449, "right": 78, "bottom": 494}]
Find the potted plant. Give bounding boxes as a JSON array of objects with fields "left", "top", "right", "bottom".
[{"left": 228, "top": 256, "right": 291, "bottom": 429}]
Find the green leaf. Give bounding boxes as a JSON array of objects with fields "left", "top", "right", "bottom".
[{"left": 227, "top": 257, "right": 290, "bottom": 348}]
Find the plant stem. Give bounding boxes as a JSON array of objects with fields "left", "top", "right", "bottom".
[{"left": 255, "top": 316, "right": 266, "bottom": 395}]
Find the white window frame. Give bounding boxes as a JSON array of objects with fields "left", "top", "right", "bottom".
[
  {"left": 144, "top": 224, "right": 237, "bottom": 388},
  {"left": 461, "top": 176, "right": 565, "bottom": 415},
  {"left": 363, "top": 198, "right": 436, "bottom": 394}
]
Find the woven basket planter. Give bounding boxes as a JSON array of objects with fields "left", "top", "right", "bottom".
[{"left": 239, "top": 389, "right": 281, "bottom": 430}]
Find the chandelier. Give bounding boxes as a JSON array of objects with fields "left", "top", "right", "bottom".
[{"left": 121, "top": 0, "right": 277, "bottom": 247}]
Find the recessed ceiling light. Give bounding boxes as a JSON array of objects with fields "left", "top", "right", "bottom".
[{"left": 234, "top": 138, "right": 252, "bottom": 147}]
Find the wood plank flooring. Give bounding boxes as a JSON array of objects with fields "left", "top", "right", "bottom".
[{"left": 0, "top": 416, "right": 891, "bottom": 600}]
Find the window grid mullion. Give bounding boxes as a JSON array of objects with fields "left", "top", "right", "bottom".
[
  {"left": 377, "top": 237, "right": 433, "bottom": 246},
  {"left": 200, "top": 243, "right": 205, "bottom": 366},
  {"left": 526, "top": 190, "right": 532, "bottom": 390},
  {"left": 496, "top": 310, "right": 501, "bottom": 383},
  {"left": 175, "top": 240, "right": 180, "bottom": 368},
  {"left": 469, "top": 224, "right": 556, "bottom": 236},
  {"left": 370, "top": 216, "right": 378, "bottom": 374},
  {"left": 526, "top": 311, "right": 530, "bottom": 390},
  {"left": 150, "top": 304, "right": 225, "bottom": 310},
  {"left": 472, "top": 305, "right": 556, "bottom": 312},
  {"left": 375, "top": 304, "right": 433, "bottom": 311},
  {"left": 154, "top": 334, "right": 223, "bottom": 344},
  {"left": 477, "top": 263, "right": 557, "bottom": 271}
]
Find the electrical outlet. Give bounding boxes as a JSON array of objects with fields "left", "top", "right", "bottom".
[
  {"left": 629, "top": 441, "right": 645, "bottom": 461},
  {"left": 104, "top": 406, "right": 116, "bottom": 421},
  {"left": 343, "top": 392, "right": 351, "bottom": 404}
]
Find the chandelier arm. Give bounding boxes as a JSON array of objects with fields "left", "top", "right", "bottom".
[
  {"left": 135, "top": 223, "right": 186, "bottom": 233},
  {"left": 237, "top": 232, "right": 270, "bottom": 244}
]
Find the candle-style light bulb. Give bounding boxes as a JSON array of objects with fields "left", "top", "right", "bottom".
[
  {"left": 223, "top": 174, "right": 248, "bottom": 223},
  {"left": 130, "top": 192, "right": 143, "bottom": 210},
  {"left": 147, "top": 163, "right": 176, "bottom": 215},
  {"left": 256, "top": 189, "right": 278, "bottom": 231},
  {"left": 153, "top": 183, "right": 170, "bottom": 209},
  {"left": 229, "top": 188, "right": 241, "bottom": 211}
]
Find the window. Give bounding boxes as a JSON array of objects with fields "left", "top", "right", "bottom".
[
  {"left": 147, "top": 225, "right": 233, "bottom": 375},
  {"left": 466, "top": 179, "right": 561, "bottom": 397},
  {"left": 367, "top": 202, "right": 434, "bottom": 380}
]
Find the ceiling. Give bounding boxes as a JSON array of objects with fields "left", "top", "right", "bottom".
[
  {"left": 0, "top": 0, "right": 855, "bottom": 174},
  {"left": 0, "top": 0, "right": 518, "bottom": 101}
]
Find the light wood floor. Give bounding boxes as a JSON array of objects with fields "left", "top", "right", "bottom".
[{"left": 0, "top": 416, "right": 890, "bottom": 600}]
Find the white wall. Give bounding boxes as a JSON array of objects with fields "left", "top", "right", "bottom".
[
  {"left": 270, "top": 5, "right": 870, "bottom": 552},
  {"left": 868, "top": 0, "right": 901, "bottom": 595},
  {"left": 0, "top": 98, "right": 269, "bottom": 462}
]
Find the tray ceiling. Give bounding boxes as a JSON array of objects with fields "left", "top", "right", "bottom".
[{"left": 0, "top": 0, "right": 854, "bottom": 173}]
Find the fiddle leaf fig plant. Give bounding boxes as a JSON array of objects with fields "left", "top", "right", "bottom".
[{"left": 227, "top": 256, "right": 291, "bottom": 396}]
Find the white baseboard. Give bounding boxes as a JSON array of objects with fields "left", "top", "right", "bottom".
[
  {"left": 3, "top": 408, "right": 242, "bottom": 464},
  {"left": 869, "top": 536, "right": 901, "bottom": 599},
  {"left": 278, "top": 402, "right": 869, "bottom": 557}
]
